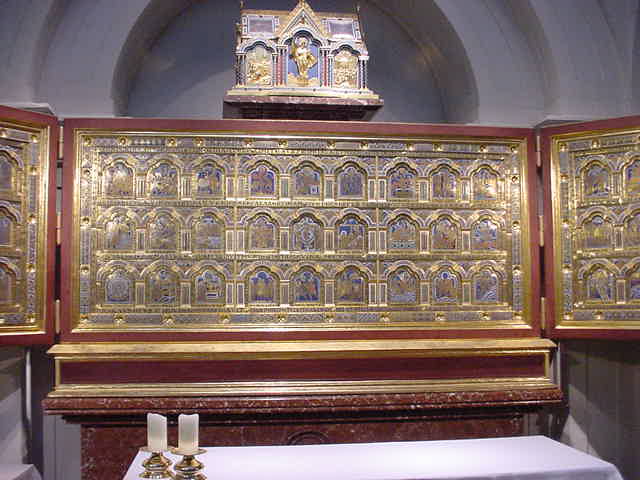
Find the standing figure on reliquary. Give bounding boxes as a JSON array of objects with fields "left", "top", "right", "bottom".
[{"left": 227, "top": 0, "right": 380, "bottom": 100}]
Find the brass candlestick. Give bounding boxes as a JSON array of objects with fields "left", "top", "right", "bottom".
[
  {"left": 139, "top": 447, "right": 174, "bottom": 479},
  {"left": 170, "top": 448, "right": 207, "bottom": 480}
]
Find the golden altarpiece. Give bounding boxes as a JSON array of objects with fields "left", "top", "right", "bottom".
[
  {"left": 70, "top": 131, "right": 526, "bottom": 334},
  {"left": 13, "top": 112, "right": 640, "bottom": 480}
]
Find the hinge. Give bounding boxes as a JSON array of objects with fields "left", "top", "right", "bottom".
[
  {"left": 539, "top": 214, "right": 544, "bottom": 247},
  {"left": 56, "top": 213, "right": 61, "bottom": 246},
  {"left": 540, "top": 296, "right": 546, "bottom": 330},
  {"left": 55, "top": 299, "right": 61, "bottom": 334},
  {"left": 535, "top": 133, "right": 541, "bottom": 168},
  {"left": 58, "top": 125, "right": 63, "bottom": 164}
]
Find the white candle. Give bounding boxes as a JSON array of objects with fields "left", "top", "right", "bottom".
[
  {"left": 147, "top": 413, "right": 167, "bottom": 452},
  {"left": 178, "top": 413, "right": 199, "bottom": 455}
]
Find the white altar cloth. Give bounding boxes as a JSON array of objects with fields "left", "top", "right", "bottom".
[
  {"left": 123, "top": 436, "right": 623, "bottom": 480},
  {"left": 0, "top": 465, "right": 42, "bottom": 480}
]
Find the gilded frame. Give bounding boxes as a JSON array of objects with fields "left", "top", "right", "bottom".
[
  {"left": 0, "top": 105, "right": 57, "bottom": 345},
  {"left": 544, "top": 116, "right": 640, "bottom": 338},
  {"left": 60, "top": 119, "right": 539, "bottom": 342}
]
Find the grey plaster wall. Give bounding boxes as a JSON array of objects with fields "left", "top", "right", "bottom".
[
  {"left": 1, "top": 0, "right": 638, "bottom": 124},
  {"left": 559, "top": 341, "right": 640, "bottom": 480},
  {"left": 0, "top": 348, "right": 27, "bottom": 464}
]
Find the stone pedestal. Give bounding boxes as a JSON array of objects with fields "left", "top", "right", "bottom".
[
  {"left": 43, "top": 389, "right": 562, "bottom": 480},
  {"left": 223, "top": 95, "right": 383, "bottom": 120}
]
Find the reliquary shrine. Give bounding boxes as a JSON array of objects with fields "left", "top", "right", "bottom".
[
  {"left": 224, "top": 0, "right": 382, "bottom": 119},
  {"left": 227, "top": 0, "right": 377, "bottom": 98}
]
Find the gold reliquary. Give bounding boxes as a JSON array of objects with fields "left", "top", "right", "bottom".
[{"left": 226, "top": 0, "right": 381, "bottom": 102}]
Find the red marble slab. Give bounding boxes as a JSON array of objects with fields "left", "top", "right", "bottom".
[
  {"left": 58, "top": 354, "right": 545, "bottom": 385},
  {"left": 223, "top": 94, "right": 384, "bottom": 120}
]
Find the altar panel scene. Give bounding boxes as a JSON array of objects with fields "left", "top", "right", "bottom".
[{"left": 0, "top": 0, "right": 638, "bottom": 479}]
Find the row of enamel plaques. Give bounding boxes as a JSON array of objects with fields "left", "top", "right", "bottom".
[{"left": 6, "top": 120, "right": 640, "bottom": 336}]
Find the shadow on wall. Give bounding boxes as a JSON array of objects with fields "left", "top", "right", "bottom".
[
  {"left": 560, "top": 340, "right": 640, "bottom": 480},
  {"left": 0, "top": 347, "right": 26, "bottom": 464},
  {"left": 125, "top": 0, "right": 444, "bottom": 122}
]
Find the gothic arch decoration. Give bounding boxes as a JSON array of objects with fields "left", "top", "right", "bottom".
[
  {"left": 622, "top": 156, "right": 640, "bottom": 199},
  {"left": 192, "top": 266, "right": 226, "bottom": 305},
  {"left": 247, "top": 267, "right": 279, "bottom": 305},
  {"left": 0, "top": 261, "right": 17, "bottom": 306},
  {"left": 102, "top": 267, "right": 135, "bottom": 306},
  {"left": 430, "top": 164, "right": 459, "bottom": 201},
  {"left": 387, "top": 163, "right": 417, "bottom": 201},
  {"left": 430, "top": 215, "right": 461, "bottom": 252},
  {"left": 102, "top": 209, "right": 136, "bottom": 251},
  {"left": 471, "top": 266, "right": 502, "bottom": 304},
  {"left": 145, "top": 264, "right": 180, "bottom": 306},
  {"left": 582, "top": 265, "right": 616, "bottom": 304},
  {"left": 336, "top": 162, "right": 366, "bottom": 200},
  {"left": 471, "top": 165, "right": 500, "bottom": 201},
  {"left": 244, "top": 42, "right": 275, "bottom": 87},
  {"left": 580, "top": 211, "right": 613, "bottom": 250},
  {"left": 193, "top": 159, "right": 225, "bottom": 198},
  {"left": 284, "top": 32, "right": 321, "bottom": 86},
  {"left": 248, "top": 161, "right": 278, "bottom": 198},
  {"left": 625, "top": 262, "right": 640, "bottom": 303},
  {"left": 335, "top": 214, "right": 367, "bottom": 253},
  {"left": 103, "top": 157, "right": 135, "bottom": 198},
  {"left": 281, "top": 14, "right": 325, "bottom": 88},
  {"left": 334, "top": 265, "right": 368, "bottom": 305},
  {"left": 291, "top": 161, "right": 323, "bottom": 199},
  {"left": 147, "top": 159, "right": 180, "bottom": 198},
  {"left": 470, "top": 217, "right": 500, "bottom": 251},
  {"left": 191, "top": 211, "right": 225, "bottom": 252},
  {"left": 291, "top": 214, "right": 324, "bottom": 253},
  {"left": 387, "top": 265, "right": 420, "bottom": 305},
  {"left": 387, "top": 214, "right": 419, "bottom": 252},
  {"left": 146, "top": 210, "right": 180, "bottom": 251},
  {"left": 0, "top": 206, "right": 19, "bottom": 248},
  {"left": 237, "top": 36, "right": 279, "bottom": 56},
  {"left": 623, "top": 210, "right": 640, "bottom": 249},
  {"left": 431, "top": 267, "right": 461, "bottom": 304},
  {"left": 332, "top": 46, "right": 359, "bottom": 89},
  {"left": 581, "top": 160, "right": 611, "bottom": 201},
  {"left": 290, "top": 266, "right": 323, "bottom": 305},
  {"left": 247, "top": 213, "right": 279, "bottom": 252},
  {"left": 0, "top": 151, "right": 19, "bottom": 193}
]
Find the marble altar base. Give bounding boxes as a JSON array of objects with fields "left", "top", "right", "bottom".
[{"left": 43, "top": 389, "right": 562, "bottom": 480}]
